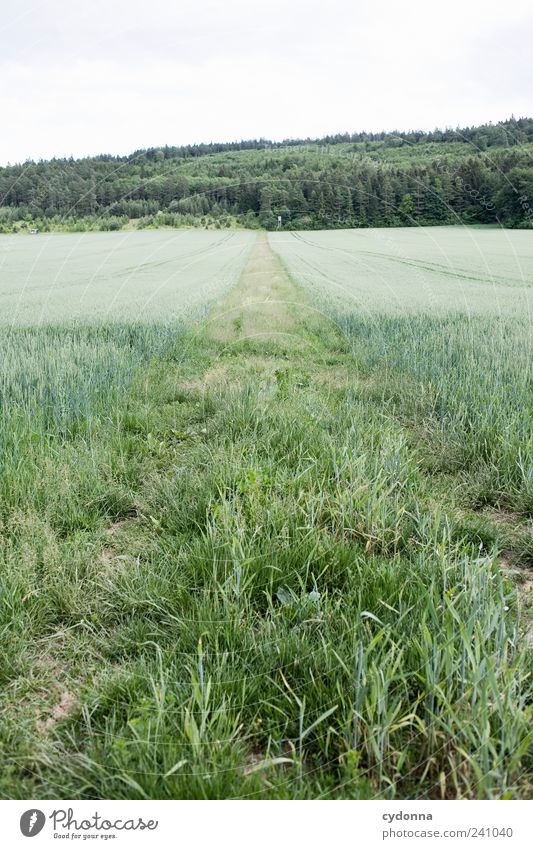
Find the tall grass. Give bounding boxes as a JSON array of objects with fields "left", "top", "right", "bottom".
[
  {"left": 0, "top": 229, "right": 531, "bottom": 800},
  {"left": 337, "top": 313, "right": 533, "bottom": 515},
  {"left": 0, "top": 322, "right": 180, "bottom": 514},
  {"left": 1, "top": 321, "right": 530, "bottom": 799}
]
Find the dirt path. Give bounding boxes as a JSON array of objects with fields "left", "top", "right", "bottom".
[
  {"left": 207, "top": 233, "right": 300, "bottom": 343},
  {"left": 186, "top": 232, "right": 339, "bottom": 392}
]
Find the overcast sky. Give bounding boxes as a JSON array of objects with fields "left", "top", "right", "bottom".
[{"left": 0, "top": 0, "right": 531, "bottom": 164}]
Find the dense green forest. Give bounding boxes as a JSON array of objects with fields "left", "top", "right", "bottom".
[{"left": 1, "top": 117, "right": 533, "bottom": 232}]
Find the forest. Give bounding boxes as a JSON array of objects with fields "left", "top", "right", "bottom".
[{"left": 1, "top": 117, "right": 532, "bottom": 232}]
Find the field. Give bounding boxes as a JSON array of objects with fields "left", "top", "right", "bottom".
[
  {"left": 0, "top": 230, "right": 254, "bottom": 323},
  {"left": 0, "top": 226, "right": 532, "bottom": 800},
  {"left": 270, "top": 227, "right": 533, "bottom": 315}
]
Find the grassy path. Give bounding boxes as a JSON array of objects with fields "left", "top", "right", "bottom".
[{"left": 1, "top": 234, "right": 531, "bottom": 799}]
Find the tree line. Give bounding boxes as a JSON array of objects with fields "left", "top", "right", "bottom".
[{"left": 1, "top": 117, "right": 532, "bottom": 232}]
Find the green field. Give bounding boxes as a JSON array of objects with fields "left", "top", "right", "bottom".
[
  {"left": 1, "top": 227, "right": 532, "bottom": 800},
  {"left": 270, "top": 226, "right": 533, "bottom": 315},
  {"left": 0, "top": 230, "right": 253, "bottom": 323}
]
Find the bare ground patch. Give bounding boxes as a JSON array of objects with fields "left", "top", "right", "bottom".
[{"left": 36, "top": 690, "right": 78, "bottom": 734}]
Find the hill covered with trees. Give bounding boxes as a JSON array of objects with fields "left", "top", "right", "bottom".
[{"left": 1, "top": 117, "right": 533, "bottom": 232}]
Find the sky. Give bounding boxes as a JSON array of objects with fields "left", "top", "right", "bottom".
[{"left": 0, "top": 0, "right": 532, "bottom": 164}]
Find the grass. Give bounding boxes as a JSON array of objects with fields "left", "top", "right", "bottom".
[
  {"left": 272, "top": 227, "right": 533, "bottom": 518},
  {"left": 0, "top": 230, "right": 531, "bottom": 800},
  {"left": 270, "top": 227, "right": 533, "bottom": 316},
  {"left": 0, "top": 229, "right": 253, "bottom": 323}
]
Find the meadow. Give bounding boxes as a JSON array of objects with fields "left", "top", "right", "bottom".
[
  {"left": 0, "top": 229, "right": 254, "bottom": 323},
  {"left": 271, "top": 227, "right": 533, "bottom": 516},
  {"left": 0, "top": 226, "right": 531, "bottom": 800},
  {"left": 0, "top": 230, "right": 253, "bottom": 507}
]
